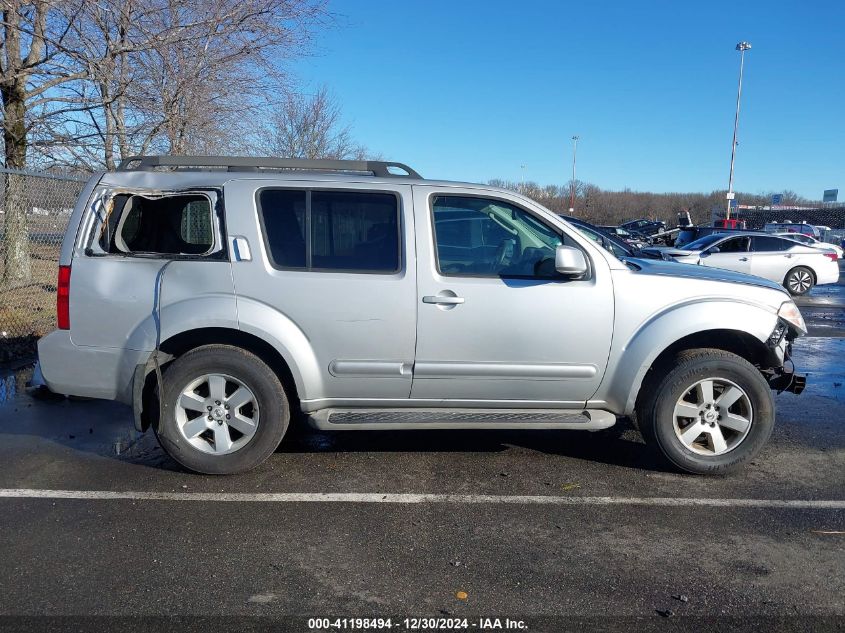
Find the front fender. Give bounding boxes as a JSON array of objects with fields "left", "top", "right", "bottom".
[{"left": 593, "top": 298, "right": 779, "bottom": 415}]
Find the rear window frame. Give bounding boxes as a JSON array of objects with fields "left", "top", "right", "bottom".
[
  {"left": 255, "top": 186, "right": 404, "bottom": 275},
  {"left": 751, "top": 235, "right": 792, "bottom": 252},
  {"left": 83, "top": 188, "right": 227, "bottom": 261}
]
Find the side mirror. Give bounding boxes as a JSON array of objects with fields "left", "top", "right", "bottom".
[
  {"left": 555, "top": 245, "right": 588, "bottom": 278},
  {"left": 702, "top": 247, "right": 717, "bottom": 256}
]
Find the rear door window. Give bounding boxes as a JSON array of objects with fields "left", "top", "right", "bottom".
[
  {"left": 257, "top": 189, "right": 401, "bottom": 273},
  {"left": 752, "top": 236, "right": 790, "bottom": 252},
  {"left": 257, "top": 189, "right": 307, "bottom": 268}
]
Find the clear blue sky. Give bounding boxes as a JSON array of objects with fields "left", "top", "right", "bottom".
[{"left": 291, "top": 0, "right": 844, "bottom": 200}]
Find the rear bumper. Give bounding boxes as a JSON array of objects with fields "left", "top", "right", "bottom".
[
  {"left": 816, "top": 262, "right": 840, "bottom": 286},
  {"left": 37, "top": 330, "right": 149, "bottom": 404}
]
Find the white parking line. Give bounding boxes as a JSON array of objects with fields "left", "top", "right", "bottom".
[{"left": 1, "top": 488, "right": 845, "bottom": 509}]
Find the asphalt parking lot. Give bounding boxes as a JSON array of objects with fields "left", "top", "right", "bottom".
[{"left": 1, "top": 273, "right": 844, "bottom": 631}]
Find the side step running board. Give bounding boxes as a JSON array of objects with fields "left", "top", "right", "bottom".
[{"left": 307, "top": 408, "right": 617, "bottom": 431}]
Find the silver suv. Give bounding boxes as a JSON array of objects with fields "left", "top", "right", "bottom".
[{"left": 38, "top": 156, "right": 807, "bottom": 475}]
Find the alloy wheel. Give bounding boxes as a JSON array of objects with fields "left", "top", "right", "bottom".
[
  {"left": 672, "top": 377, "right": 753, "bottom": 456},
  {"left": 174, "top": 373, "right": 259, "bottom": 455},
  {"left": 788, "top": 270, "right": 812, "bottom": 294}
]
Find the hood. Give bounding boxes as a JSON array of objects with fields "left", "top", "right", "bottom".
[{"left": 627, "top": 257, "right": 789, "bottom": 294}]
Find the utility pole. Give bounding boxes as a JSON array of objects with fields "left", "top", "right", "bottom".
[
  {"left": 726, "top": 41, "right": 751, "bottom": 219},
  {"left": 569, "top": 135, "right": 579, "bottom": 214},
  {"left": 520, "top": 164, "right": 526, "bottom": 195}
]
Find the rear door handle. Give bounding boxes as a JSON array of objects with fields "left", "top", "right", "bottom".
[
  {"left": 422, "top": 295, "right": 464, "bottom": 305},
  {"left": 739, "top": 257, "right": 748, "bottom": 261}
]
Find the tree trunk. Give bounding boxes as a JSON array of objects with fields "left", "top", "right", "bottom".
[{"left": 2, "top": 79, "right": 32, "bottom": 286}]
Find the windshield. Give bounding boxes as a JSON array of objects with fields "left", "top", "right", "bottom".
[{"left": 683, "top": 233, "right": 727, "bottom": 251}]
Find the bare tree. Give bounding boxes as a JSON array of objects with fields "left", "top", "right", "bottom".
[
  {"left": 490, "top": 178, "right": 813, "bottom": 227},
  {"left": 1, "top": 1, "right": 87, "bottom": 284},
  {"left": 1, "top": 0, "right": 330, "bottom": 283},
  {"left": 259, "top": 86, "right": 373, "bottom": 159},
  {"left": 24, "top": 0, "right": 330, "bottom": 169},
  {"left": 81, "top": 0, "right": 330, "bottom": 162}
]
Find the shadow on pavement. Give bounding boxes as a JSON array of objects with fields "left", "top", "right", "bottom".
[{"left": 277, "top": 415, "right": 670, "bottom": 473}]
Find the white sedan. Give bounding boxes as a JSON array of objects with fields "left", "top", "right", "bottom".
[
  {"left": 657, "top": 232, "right": 840, "bottom": 295},
  {"left": 772, "top": 232, "right": 845, "bottom": 259}
]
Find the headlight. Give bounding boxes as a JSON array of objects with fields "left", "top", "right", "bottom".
[{"left": 778, "top": 300, "right": 807, "bottom": 334}]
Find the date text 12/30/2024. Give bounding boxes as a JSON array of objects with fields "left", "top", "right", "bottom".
[{"left": 308, "top": 618, "right": 528, "bottom": 630}]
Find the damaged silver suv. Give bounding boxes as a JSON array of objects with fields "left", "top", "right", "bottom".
[{"left": 38, "top": 156, "right": 806, "bottom": 475}]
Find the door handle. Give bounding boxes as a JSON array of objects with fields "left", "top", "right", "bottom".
[
  {"left": 739, "top": 257, "right": 748, "bottom": 261},
  {"left": 422, "top": 295, "right": 464, "bottom": 305}
]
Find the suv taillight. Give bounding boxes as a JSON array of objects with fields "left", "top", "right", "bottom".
[
  {"left": 57, "top": 265, "right": 71, "bottom": 330},
  {"left": 824, "top": 252, "right": 839, "bottom": 262}
]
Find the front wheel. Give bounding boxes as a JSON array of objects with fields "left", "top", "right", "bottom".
[
  {"left": 784, "top": 266, "right": 814, "bottom": 296},
  {"left": 156, "top": 344, "right": 290, "bottom": 474},
  {"left": 637, "top": 349, "right": 775, "bottom": 475}
]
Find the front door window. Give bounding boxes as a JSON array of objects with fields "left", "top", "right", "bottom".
[{"left": 431, "top": 195, "right": 575, "bottom": 278}]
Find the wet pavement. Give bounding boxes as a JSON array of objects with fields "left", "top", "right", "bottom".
[
  {"left": 795, "top": 259, "right": 845, "bottom": 337},
  {"left": 1, "top": 263, "right": 843, "bottom": 628},
  {"left": 0, "top": 336, "right": 843, "bottom": 629}
]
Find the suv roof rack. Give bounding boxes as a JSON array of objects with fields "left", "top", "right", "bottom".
[{"left": 116, "top": 155, "right": 422, "bottom": 179}]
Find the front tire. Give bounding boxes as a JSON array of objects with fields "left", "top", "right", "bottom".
[
  {"left": 156, "top": 344, "right": 289, "bottom": 474},
  {"left": 784, "top": 266, "right": 814, "bottom": 295},
  {"left": 637, "top": 349, "right": 774, "bottom": 475}
]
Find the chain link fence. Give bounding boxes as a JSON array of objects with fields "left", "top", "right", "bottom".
[{"left": 1, "top": 168, "right": 89, "bottom": 363}]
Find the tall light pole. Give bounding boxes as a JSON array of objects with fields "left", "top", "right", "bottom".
[
  {"left": 569, "top": 135, "right": 579, "bottom": 214},
  {"left": 520, "top": 164, "right": 526, "bottom": 194},
  {"left": 726, "top": 41, "right": 751, "bottom": 219}
]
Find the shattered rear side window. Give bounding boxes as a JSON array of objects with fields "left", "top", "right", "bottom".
[{"left": 97, "top": 193, "right": 214, "bottom": 256}]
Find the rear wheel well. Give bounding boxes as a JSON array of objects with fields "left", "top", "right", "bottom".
[
  {"left": 634, "top": 329, "right": 770, "bottom": 415},
  {"left": 139, "top": 328, "right": 299, "bottom": 431}
]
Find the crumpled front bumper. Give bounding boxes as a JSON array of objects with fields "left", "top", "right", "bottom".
[{"left": 764, "top": 323, "right": 806, "bottom": 394}]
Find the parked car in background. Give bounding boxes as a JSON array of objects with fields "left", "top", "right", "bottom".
[
  {"left": 773, "top": 232, "right": 844, "bottom": 258},
  {"left": 621, "top": 218, "right": 667, "bottom": 237},
  {"left": 651, "top": 232, "right": 839, "bottom": 295},
  {"left": 600, "top": 226, "right": 650, "bottom": 249},
  {"left": 621, "top": 218, "right": 680, "bottom": 245},
  {"left": 763, "top": 222, "right": 820, "bottom": 239},
  {"left": 674, "top": 225, "right": 747, "bottom": 249},
  {"left": 37, "top": 155, "right": 808, "bottom": 475},
  {"left": 560, "top": 216, "right": 641, "bottom": 259}
]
